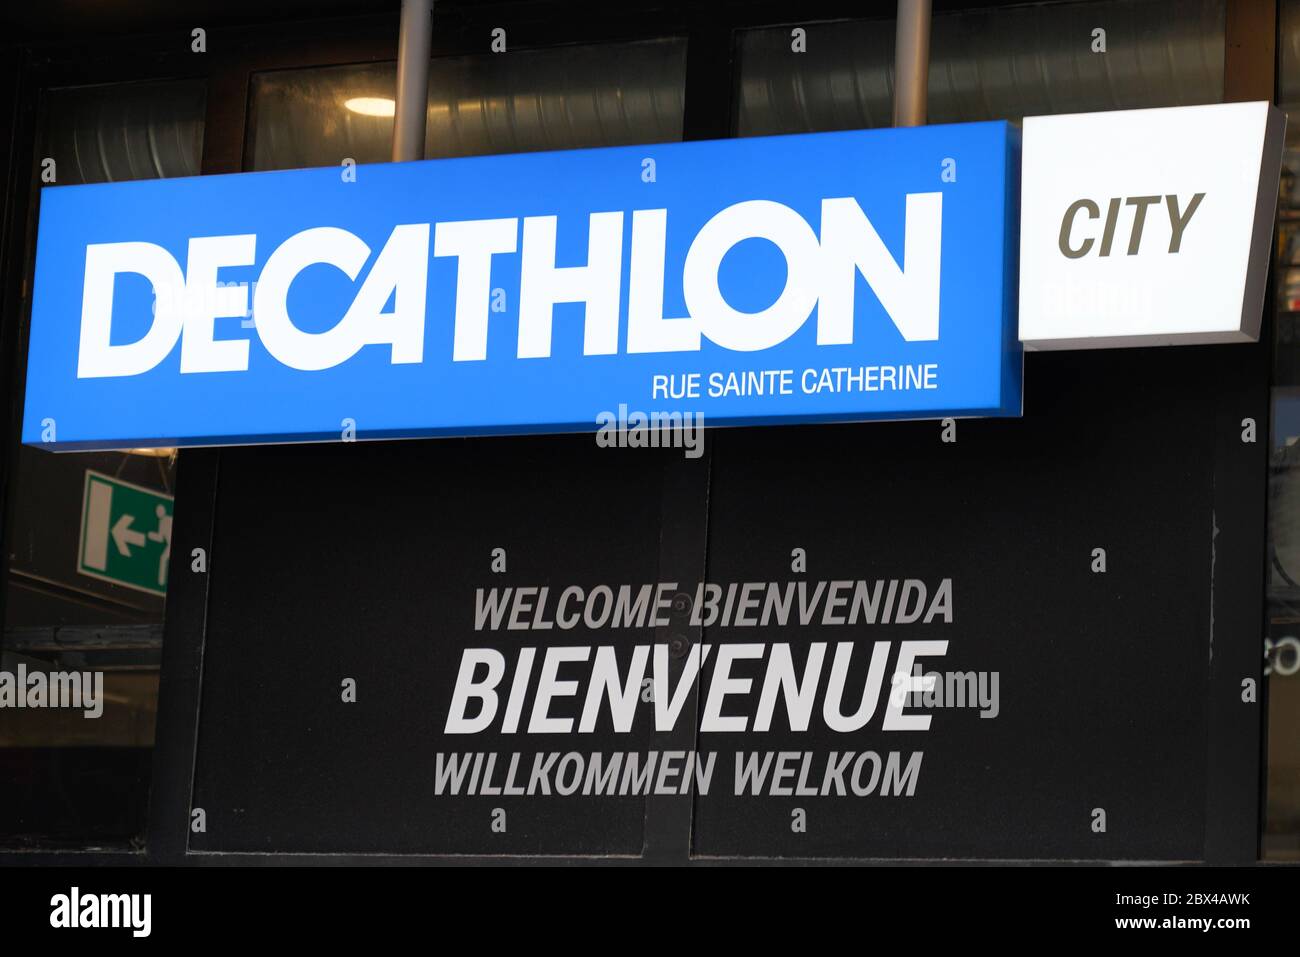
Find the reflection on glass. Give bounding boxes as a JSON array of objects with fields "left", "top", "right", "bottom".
[
  {"left": 1, "top": 79, "right": 203, "bottom": 849},
  {"left": 248, "top": 38, "right": 687, "bottom": 171},
  {"left": 1268, "top": 0, "right": 1300, "bottom": 863},
  {"left": 42, "top": 80, "right": 205, "bottom": 183},
  {"left": 737, "top": 0, "right": 1224, "bottom": 135}
]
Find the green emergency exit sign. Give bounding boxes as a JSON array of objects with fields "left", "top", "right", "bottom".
[{"left": 77, "top": 470, "right": 174, "bottom": 596}]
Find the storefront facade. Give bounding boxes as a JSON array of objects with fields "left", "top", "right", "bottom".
[{"left": 0, "top": 0, "right": 1296, "bottom": 864}]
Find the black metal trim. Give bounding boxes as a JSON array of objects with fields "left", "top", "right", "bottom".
[{"left": 1201, "top": 0, "right": 1276, "bottom": 866}]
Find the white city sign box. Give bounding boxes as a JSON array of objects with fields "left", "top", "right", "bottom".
[{"left": 1019, "top": 101, "right": 1285, "bottom": 350}]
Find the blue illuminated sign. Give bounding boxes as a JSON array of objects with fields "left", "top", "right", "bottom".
[{"left": 23, "top": 122, "right": 1021, "bottom": 450}]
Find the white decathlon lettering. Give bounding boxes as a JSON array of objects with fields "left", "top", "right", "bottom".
[
  {"left": 179, "top": 234, "right": 256, "bottom": 373},
  {"left": 683, "top": 200, "right": 822, "bottom": 352},
  {"left": 817, "top": 193, "right": 942, "bottom": 343},
  {"left": 517, "top": 212, "right": 624, "bottom": 359},
  {"left": 78, "top": 242, "right": 187, "bottom": 378},
  {"left": 75, "top": 192, "right": 944, "bottom": 376},
  {"left": 254, "top": 224, "right": 428, "bottom": 371},
  {"left": 434, "top": 217, "right": 518, "bottom": 361}
]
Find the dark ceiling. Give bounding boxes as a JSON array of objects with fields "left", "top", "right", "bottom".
[
  {"left": 0, "top": 0, "right": 403, "bottom": 40},
  {"left": 0, "top": 1, "right": 1001, "bottom": 44}
]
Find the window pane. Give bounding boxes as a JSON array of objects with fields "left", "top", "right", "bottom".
[
  {"left": 737, "top": 0, "right": 1225, "bottom": 135},
  {"left": 1, "top": 79, "right": 204, "bottom": 848},
  {"left": 249, "top": 37, "right": 687, "bottom": 172},
  {"left": 40, "top": 80, "right": 205, "bottom": 183},
  {"left": 1268, "top": 0, "right": 1300, "bottom": 863}
]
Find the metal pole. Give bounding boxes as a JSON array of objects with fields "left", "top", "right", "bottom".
[
  {"left": 392, "top": 0, "right": 433, "bottom": 162},
  {"left": 892, "top": 0, "right": 931, "bottom": 127}
]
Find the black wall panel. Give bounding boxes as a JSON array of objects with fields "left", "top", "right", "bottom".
[
  {"left": 694, "top": 347, "right": 1214, "bottom": 859},
  {"left": 190, "top": 436, "right": 673, "bottom": 855},
  {"left": 186, "top": 343, "right": 1257, "bottom": 860}
]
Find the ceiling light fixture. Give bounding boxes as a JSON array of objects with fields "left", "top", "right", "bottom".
[{"left": 344, "top": 97, "right": 396, "bottom": 118}]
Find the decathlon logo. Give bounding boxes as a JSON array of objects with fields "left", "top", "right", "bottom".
[{"left": 75, "top": 194, "right": 943, "bottom": 378}]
